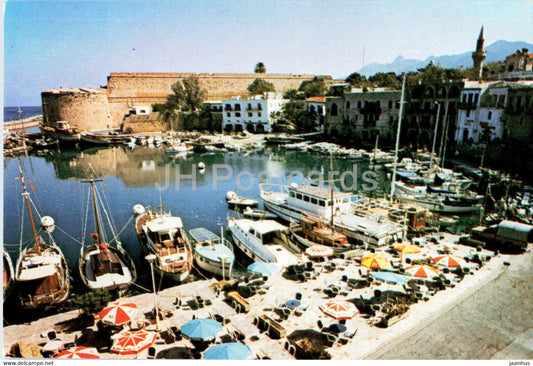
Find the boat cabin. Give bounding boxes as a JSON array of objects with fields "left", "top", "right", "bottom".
[
  {"left": 287, "top": 185, "right": 353, "bottom": 219},
  {"left": 300, "top": 216, "right": 349, "bottom": 247}
]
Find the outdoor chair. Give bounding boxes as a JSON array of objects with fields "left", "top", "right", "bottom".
[
  {"left": 344, "top": 329, "right": 357, "bottom": 339},
  {"left": 317, "top": 320, "right": 325, "bottom": 331},
  {"left": 295, "top": 292, "right": 302, "bottom": 300}
]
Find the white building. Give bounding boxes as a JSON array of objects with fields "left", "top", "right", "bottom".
[
  {"left": 455, "top": 81, "right": 501, "bottom": 144},
  {"left": 222, "top": 93, "right": 286, "bottom": 133},
  {"left": 305, "top": 96, "right": 326, "bottom": 131}
]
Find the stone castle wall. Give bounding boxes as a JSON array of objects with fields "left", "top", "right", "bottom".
[
  {"left": 41, "top": 88, "right": 115, "bottom": 131},
  {"left": 43, "top": 72, "right": 329, "bottom": 132}
]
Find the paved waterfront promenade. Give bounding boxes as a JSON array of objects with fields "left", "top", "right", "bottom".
[{"left": 365, "top": 248, "right": 533, "bottom": 359}]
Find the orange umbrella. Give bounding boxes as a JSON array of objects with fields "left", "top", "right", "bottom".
[
  {"left": 360, "top": 254, "right": 389, "bottom": 269},
  {"left": 405, "top": 265, "right": 440, "bottom": 279},
  {"left": 99, "top": 301, "right": 138, "bottom": 326},
  {"left": 111, "top": 329, "right": 157, "bottom": 355},
  {"left": 432, "top": 255, "right": 466, "bottom": 268},
  {"left": 55, "top": 347, "right": 100, "bottom": 359},
  {"left": 394, "top": 243, "right": 421, "bottom": 254},
  {"left": 305, "top": 245, "right": 334, "bottom": 258},
  {"left": 319, "top": 299, "right": 359, "bottom": 320}
]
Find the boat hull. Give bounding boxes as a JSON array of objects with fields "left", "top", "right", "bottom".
[
  {"left": 193, "top": 251, "right": 233, "bottom": 277},
  {"left": 395, "top": 195, "right": 482, "bottom": 214}
]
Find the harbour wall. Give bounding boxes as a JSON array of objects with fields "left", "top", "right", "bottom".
[{"left": 42, "top": 73, "right": 325, "bottom": 132}]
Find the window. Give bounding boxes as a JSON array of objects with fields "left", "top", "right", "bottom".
[
  {"left": 388, "top": 101, "right": 393, "bottom": 109},
  {"left": 330, "top": 103, "right": 338, "bottom": 116},
  {"left": 258, "top": 104, "right": 262, "bottom": 110},
  {"left": 235, "top": 104, "right": 241, "bottom": 111},
  {"left": 488, "top": 111, "right": 492, "bottom": 120},
  {"left": 311, "top": 197, "right": 318, "bottom": 205},
  {"left": 358, "top": 101, "right": 362, "bottom": 109},
  {"left": 225, "top": 104, "right": 232, "bottom": 111},
  {"left": 474, "top": 94, "right": 479, "bottom": 104},
  {"left": 346, "top": 101, "right": 350, "bottom": 109},
  {"left": 289, "top": 191, "right": 295, "bottom": 197},
  {"left": 303, "top": 195, "right": 310, "bottom": 202},
  {"left": 468, "top": 94, "right": 473, "bottom": 103},
  {"left": 258, "top": 112, "right": 262, "bottom": 117},
  {"left": 236, "top": 112, "right": 241, "bottom": 117},
  {"left": 467, "top": 110, "right": 471, "bottom": 118},
  {"left": 247, "top": 103, "right": 252, "bottom": 110},
  {"left": 248, "top": 112, "right": 253, "bottom": 117},
  {"left": 319, "top": 200, "right": 325, "bottom": 207},
  {"left": 296, "top": 193, "right": 302, "bottom": 200},
  {"left": 318, "top": 106, "right": 323, "bottom": 114},
  {"left": 227, "top": 112, "right": 230, "bottom": 117}
]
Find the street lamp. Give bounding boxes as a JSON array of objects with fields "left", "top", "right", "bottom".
[{"left": 145, "top": 254, "right": 160, "bottom": 330}]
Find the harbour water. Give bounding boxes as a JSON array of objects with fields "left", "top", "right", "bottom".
[
  {"left": 3, "top": 145, "right": 395, "bottom": 323},
  {"left": 3, "top": 106, "right": 42, "bottom": 123}
]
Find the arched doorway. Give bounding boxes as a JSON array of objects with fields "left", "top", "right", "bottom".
[
  {"left": 234, "top": 124, "right": 244, "bottom": 133},
  {"left": 246, "top": 124, "right": 255, "bottom": 133}
]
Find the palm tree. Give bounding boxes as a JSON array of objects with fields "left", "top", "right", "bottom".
[{"left": 255, "top": 62, "right": 266, "bottom": 73}]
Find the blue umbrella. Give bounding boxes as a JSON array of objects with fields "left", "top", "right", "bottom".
[
  {"left": 370, "top": 271, "right": 408, "bottom": 285},
  {"left": 247, "top": 262, "right": 279, "bottom": 276},
  {"left": 180, "top": 318, "right": 223, "bottom": 341},
  {"left": 204, "top": 342, "right": 253, "bottom": 360}
]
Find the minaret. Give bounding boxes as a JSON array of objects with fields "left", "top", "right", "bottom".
[{"left": 472, "top": 26, "right": 487, "bottom": 79}]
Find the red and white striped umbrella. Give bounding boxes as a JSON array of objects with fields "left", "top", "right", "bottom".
[
  {"left": 432, "top": 255, "right": 466, "bottom": 268},
  {"left": 55, "top": 346, "right": 100, "bottom": 359},
  {"left": 111, "top": 329, "right": 157, "bottom": 355},
  {"left": 306, "top": 245, "right": 334, "bottom": 258},
  {"left": 405, "top": 265, "right": 440, "bottom": 279},
  {"left": 99, "top": 301, "right": 139, "bottom": 326},
  {"left": 319, "top": 299, "right": 359, "bottom": 320}
]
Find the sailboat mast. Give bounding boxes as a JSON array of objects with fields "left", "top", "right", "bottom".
[
  {"left": 329, "top": 152, "right": 335, "bottom": 231},
  {"left": 89, "top": 180, "right": 104, "bottom": 243},
  {"left": 390, "top": 74, "right": 407, "bottom": 203},
  {"left": 17, "top": 164, "right": 41, "bottom": 255}
]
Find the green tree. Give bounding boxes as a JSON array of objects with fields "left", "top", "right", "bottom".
[
  {"left": 280, "top": 100, "right": 316, "bottom": 132},
  {"left": 368, "top": 72, "right": 402, "bottom": 89},
  {"left": 254, "top": 62, "right": 266, "bottom": 73},
  {"left": 283, "top": 88, "right": 305, "bottom": 100},
  {"left": 71, "top": 289, "right": 113, "bottom": 317},
  {"left": 299, "top": 77, "right": 328, "bottom": 98},
  {"left": 408, "top": 61, "right": 467, "bottom": 84},
  {"left": 346, "top": 72, "right": 366, "bottom": 86},
  {"left": 247, "top": 78, "right": 276, "bottom": 95}
]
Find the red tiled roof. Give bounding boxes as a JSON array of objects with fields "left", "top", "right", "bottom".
[{"left": 306, "top": 96, "right": 326, "bottom": 103}]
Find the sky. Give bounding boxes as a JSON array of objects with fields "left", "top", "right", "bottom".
[{"left": 3, "top": 0, "right": 533, "bottom": 106}]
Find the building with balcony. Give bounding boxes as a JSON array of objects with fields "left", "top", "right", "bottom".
[
  {"left": 325, "top": 88, "right": 401, "bottom": 145},
  {"left": 222, "top": 93, "right": 286, "bottom": 133},
  {"left": 305, "top": 96, "right": 326, "bottom": 131}
]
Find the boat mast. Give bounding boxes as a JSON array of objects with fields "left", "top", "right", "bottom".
[
  {"left": 390, "top": 74, "right": 407, "bottom": 204},
  {"left": 329, "top": 152, "right": 335, "bottom": 232},
  {"left": 16, "top": 163, "right": 41, "bottom": 255},
  {"left": 83, "top": 179, "right": 105, "bottom": 246}
]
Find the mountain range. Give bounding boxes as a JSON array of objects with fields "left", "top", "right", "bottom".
[{"left": 357, "top": 40, "right": 533, "bottom": 77}]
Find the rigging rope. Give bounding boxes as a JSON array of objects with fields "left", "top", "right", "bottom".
[{"left": 54, "top": 225, "right": 85, "bottom": 247}]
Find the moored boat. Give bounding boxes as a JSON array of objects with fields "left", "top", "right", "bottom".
[
  {"left": 189, "top": 227, "right": 234, "bottom": 278},
  {"left": 3, "top": 249, "right": 14, "bottom": 301},
  {"left": 289, "top": 216, "right": 354, "bottom": 255},
  {"left": 226, "top": 191, "right": 259, "bottom": 208},
  {"left": 40, "top": 120, "right": 81, "bottom": 144},
  {"left": 227, "top": 217, "right": 302, "bottom": 267},
  {"left": 133, "top": 204, "right": 192, "bottom": 282},
  {"left": 79, "top": 179, "right": 136, "bottom": 292},
  {"left": 14, "top": 165, "right": 70, "bottom": 308}
]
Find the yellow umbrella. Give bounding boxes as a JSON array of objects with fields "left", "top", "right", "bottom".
[
  {"left": 393, "top": 243, "right": 421, "bottom": 254},
  {"left": 360, "top": 254, "right": 389, "bottom": 269}
]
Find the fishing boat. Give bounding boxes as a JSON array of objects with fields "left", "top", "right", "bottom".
[
  {"left": 260, "top": 183, "right": 403, "bottom": 246},
  {"left": 189, "top": 227, "right": 234, "bottom": 278},
  {"left": 80, "top": 129, "right": 131, "bottom": 146},
  {"left": 226, "top": 191, "right": 259, "bottom": 208},
  {"left": 227, "top": 217, "right": 301, "bottom": 267},
  {"left": 39, "top": 120, "right": 81, "bottom": 144},
  {"left": 3, "top": 249, "right": 14, "bottom": 301},
  {"left": 79, "top": 179, "right": 136, "bottom": 291},
  {"left": 393, "top": 191, "right": 483, "bottom": 214},
  {"left": 242, "top": 207, "right": 278, "bottom": 220},
  {"left": 133, "top": 204, "right": 192, "bottom": 282},
  {"left": 289, "top": 216, "right": 354, "bottom": 255},
  {"left": 14, "top": 165, "right": 70, "bottom": 308}
]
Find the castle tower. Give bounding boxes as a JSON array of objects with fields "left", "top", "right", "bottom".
[{"left": 472, "top": 26, "right": 487, "bottom": 78}]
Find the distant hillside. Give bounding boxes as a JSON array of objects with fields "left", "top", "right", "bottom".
[{"left": 358, "top": 40, "right": 533, "bottom": 77}]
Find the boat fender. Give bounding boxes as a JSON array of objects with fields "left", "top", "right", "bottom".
[
  {"left": 290, "top": 182, "right": 298, "bottom": 189},
  {"left": 40, "top": 216, "right": 55, "bottom": 233},
  {"left": 226, "top": 191, "right": 237, "bottom": 201},
  {"left": 133, "top": 204, "right": 146, "bottom": 216},
  {"left": 198, "top": 162, "right": 205, "bottom": 170}
]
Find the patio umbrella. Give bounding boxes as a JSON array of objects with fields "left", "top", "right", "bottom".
[
  {"left": 204, "top": 342, "right": 253, "bottom": 360},
  {"left": 319, "top": 299, "right": 359, "bottom": 320},
  {"left": 247, "top": 261, "right": 279, "bottom": 276},
  {"left": 181, "top": 318, "right": 223, "bottom": 341},
  {"left": 110, "top": 329, "right": 157, "bottom": 355},
  {"left": 432, "top": 255, "right": 466, "bottom": 268},
  {"left": 55, "top": 347, "right": 100, "bottom": 359},
  {"left": 99, "top": 301, "right": 138, "bottom": 326},
  {"left": 370, "top": 271, "right": 408, "bottom": 285},
  {"left": 405, "top": 265, "right": 440, "bottom": 279},
  {"left": 360, "top": 254, "right": 389, "bottom": 270},
  {"left": 306, "top": 245, "right": 334, "bottom": 258},
  {"left": 394, "top": 243, "right": 421, "bottom": 254}
]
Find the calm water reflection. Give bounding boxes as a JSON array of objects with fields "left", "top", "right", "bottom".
[{"left": 3, "top": 145, "right": 387, "bottom": 323}]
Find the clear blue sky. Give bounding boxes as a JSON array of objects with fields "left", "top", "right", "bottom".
[{"left": 3, "top": 0, "right": 533, "bottom": 106}]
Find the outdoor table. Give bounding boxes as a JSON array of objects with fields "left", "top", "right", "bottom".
[
  {"left": 328, "top": 323, "right": 347, "bottom": 334},
  {"left": 284, "top": 300, "right": 301, "bottom": 308}
]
